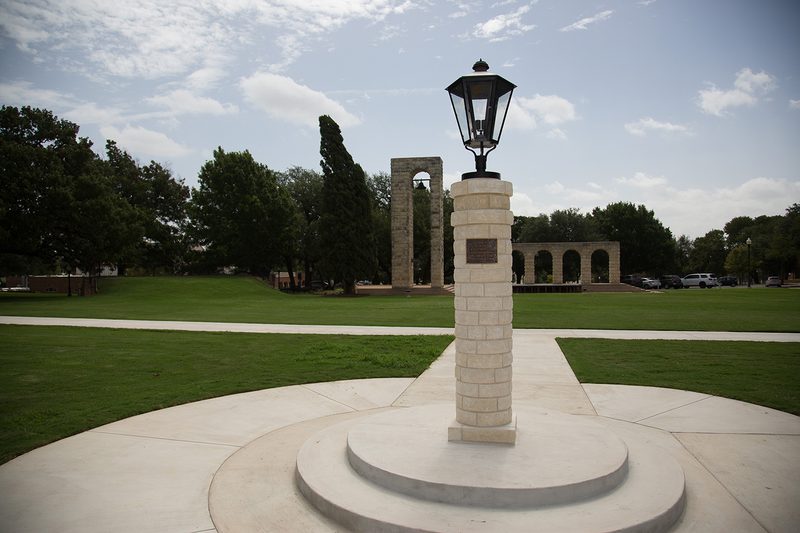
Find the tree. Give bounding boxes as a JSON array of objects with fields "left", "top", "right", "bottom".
[
  {"left": 56, "top": 169, "right": 143, "bottom": 293},
  {"left": 105, "top": 141, "right": 189, "bottom": 274},
  {"left": 0, "top": 106, "right": 95, "bottom": 273},
  {"left": 367, "top": 171, "right": 392, "bottom": 284},
  {"left": 189, "top": 148, "right": 294, "bottom": 276},
  {"left": 591, "top": 202, "right": 675, "bottom": 275},
  {"left": 724, "top": 244, "right": 750, "bottom": 281},
  {"left": 318, "top": 115, "right": 375, "bottom": 294},
  {"left": 549, "top": 208, "right": 599, "bottom": 242},
  {"left": 689, "top": 229, "right": 727, "bottom": 274},
  {"left": 278, "top": 166, "right": 324, "bottom": 288},
  {"left": 674, "top": 235, "right": 693, "bottom": 274},
  {"left": 516, "top": 214, "right": 552, "bottom": 242}
]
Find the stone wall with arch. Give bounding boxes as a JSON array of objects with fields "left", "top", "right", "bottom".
[
  {"left": 512, "top": 241, "right": 620, "bottom": 284},
  {"left": 390, "top": 157, "right": 444, "bottom": 289}
]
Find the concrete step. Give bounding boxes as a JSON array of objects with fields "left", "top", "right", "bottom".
[{"left": 296, "top": 404, "right": 686, "bottom": 532}]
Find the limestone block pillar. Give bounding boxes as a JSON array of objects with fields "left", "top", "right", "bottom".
[
  {"left": 553, "top": 251, "right": 564, "bottom": 284},
  {"left": 523, "top": 252, "right": 535, "bottom": 284},
  {"left": 580, "top": 252, "right": 592, "bottom": 284},
  {"left": 448, "top": 178, "right": 516, "bottom": 445}
]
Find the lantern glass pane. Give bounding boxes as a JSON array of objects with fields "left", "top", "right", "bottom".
[
  {"left": 449, "top": 92, "right": 469, "bottom": 144},
  {"left": 491, "top": 91, "right": 511, "bottom": 141},
  {"left": 467, "top": 80, "right": 492, "bottom": 141}
]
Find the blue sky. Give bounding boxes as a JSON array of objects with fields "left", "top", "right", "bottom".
[{"left": 1, "top": 0, "right": 798, "bottom": 238}]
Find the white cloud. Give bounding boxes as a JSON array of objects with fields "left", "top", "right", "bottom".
[
  {"left": 63, "top": 103, "right": 126, "bottom": 125},
  {"left": 546, "top": 128, "right": 567, "bottom": 140},
  {"left": 240, "top": 72, "right": 360, "bottom": 128},
  {"left": 615, "top": 172, "right": 667, "bottom": 188},
  {"left": 473, "top": 5, "right": 535, "bottom": 42},
  {"left": 0, "top": 80, "right": 77, "bottom": 109},
  {"left": 790, "top": 99, "right": 800, "bottom": 110},
  {"left": 517, "top": 94, "right": 576, "bottom": 125},
  {"left": 697, "top": 68, "right": 776, "bottom": 116},
  {"left": 0, "top": 0, "right": 413, "bottom": 79},
  {"left": 560, "top": 10, "right": 613, "bottom": 32},
  {"left": 100, "top": 125, "right": 192, "bottom": 158},
  {"left": 146, "top": 90, "right": 238, "bottom": 116},
  {"left": 505, "top": 99, "right": 538, "bottom": 130},
  {"left": 624, "top": 117, "right": 691, "bottom": 137}
]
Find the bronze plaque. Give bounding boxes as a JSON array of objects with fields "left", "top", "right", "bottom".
[{"left": 466, "top": 239, "right": 498, "bottom": 264}]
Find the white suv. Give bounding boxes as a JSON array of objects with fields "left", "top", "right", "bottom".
[{"left": 681, "top": 273, "right": 718, "bottom": 288}]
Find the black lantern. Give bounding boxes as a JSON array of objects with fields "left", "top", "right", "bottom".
[{"left": 446, "top": 59, "right": 516, "bottom": 180}]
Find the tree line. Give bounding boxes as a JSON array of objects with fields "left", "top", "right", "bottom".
[
  {"left": 512, "top": 203, "right": 800, "bottom": 283},
  {"left": 2, "top": 105, "right": 797, "bottom": 293}
]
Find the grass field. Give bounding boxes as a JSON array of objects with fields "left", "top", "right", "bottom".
[
  {"left": 0, "top": 324, "right": 452, "bottom": 464},
  {"left": 1, "top": 275, "right": 798, "bottom": 332},
  {"left": 559, "top": 338, "right": 800, "bottom": 415}
]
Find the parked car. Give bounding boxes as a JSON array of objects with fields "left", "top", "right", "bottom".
[
  {"left": 718, "top": 276, "right": 738, "bottom": 286},
  {"left": 659, "top": 275, "right": 683, "bottom": 289},
  {"left": 765, "top": 276, "right": 782, "bottom": 287},
  {"left": 621, "top": 274, "right": 643, "bottom": 288},
  {"left": 640, "top": 277, "right": 661, "bottom": 289},
  {"left": 681, "top": 273, "right": 718, "bottom": 288}
]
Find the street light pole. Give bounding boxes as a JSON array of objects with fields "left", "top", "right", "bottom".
[{"left": 746, "top": 237, "right": 752, "bottom": 288}]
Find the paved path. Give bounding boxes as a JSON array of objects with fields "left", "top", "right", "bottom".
[
  {"left": 2, "top": 315, "right": 799, "bottom": 342},
  {"left": 0, "top": 318, "right": 798, "bottom": 532}
]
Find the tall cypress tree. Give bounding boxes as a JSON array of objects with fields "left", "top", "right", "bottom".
[{"left": 318, "top": 115, "right": 375, "bottom": 294}]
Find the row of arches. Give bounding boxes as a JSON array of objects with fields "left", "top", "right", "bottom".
[{"left": 512, "top": 242, "right": 621, "bottom": 285}]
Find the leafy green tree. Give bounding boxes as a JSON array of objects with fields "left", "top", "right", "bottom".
[
  {"left": 367, "top": 171, "right": 392, "bottom": 284},
  {"left": 591, "top": 202, "right": 674, "bottom": 275},
  {"left": 0, "top": 106, "right": 94, "bottom": 273},
  {"left": 673, "top": 235, "right": 693, "bottom": 274},
  {"left": 412, "top": 185, "right": 432, "bottom": 283},
  {"left": 56, "top": 170, "right": 143, "bottom": 293},
  {"left": 105, "top": 141, "right": 189, "bottom": 274},
  {"left": 278, "top": 166, "right": 324, "bottom": 288},
  {"left": 724, "top": 244, "right": 750, "bottom": 281},
  {"left": 189, "top": 148, "right": 294, "bottom": 276},
  {"left": 318, "top": 115, "right": 375, "bottom": 294},
  {"left": 549, "top": 208, "right": 599, "bottom": 242},
  {"left": 723, "top": 216, "right": 755, "bottom": 247},
  {"left": 689, "top": 229, "right": 727, "bottom": 274},
  {"left": 516, "top": 214, "right": 552, "bottom": 242}
]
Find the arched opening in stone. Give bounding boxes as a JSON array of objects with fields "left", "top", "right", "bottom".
[
  {"left": 591, "top": 249, "right": 610, "bottom": 283},
  {"left": 511, "top": 250, "right": 525, "bottom": 283},
  {"left": 412, "top": 171, "right": 431, "bottom": 284},
  {"left": 563, "top": 250, "right": 581, "bottom": 283},
  {"left": 534, "top": 250, "right": 552, "bottom": 283}
]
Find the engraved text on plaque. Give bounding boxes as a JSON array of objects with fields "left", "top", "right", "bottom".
[{"left": 466, "top": 239, "right": 498, "bottom": 264}]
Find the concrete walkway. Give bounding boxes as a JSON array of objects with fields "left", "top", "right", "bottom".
[{"left": 0, "top": 318, "right": 798, "bottom": 532}]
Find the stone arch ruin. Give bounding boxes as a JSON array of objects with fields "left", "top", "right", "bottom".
[
  {"left": 512, "top": 241, "right": 620, "bottom": 285},
  {"left": 391, "top": 157, "right": 444, "bottom": 290}
]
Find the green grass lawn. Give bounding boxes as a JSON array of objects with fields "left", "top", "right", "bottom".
[
  {"left": 1, "top": 275, "right": 799, "bottom": 331},
  {"left": 0, "top": 324, "right": 452, "bottom": 464},
  {"left": 559, "top": 338, "right": 800, "bottom": 415}
]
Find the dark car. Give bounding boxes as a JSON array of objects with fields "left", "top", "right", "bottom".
[
  {"left": 621, "top": 274, "right": 643, "bottom": 288},
  {"left": 659, "top": 275, "right": 683, "bottom": 289},
  {"left": 718, "top": 276, "right": 738, "bottom": 286}
]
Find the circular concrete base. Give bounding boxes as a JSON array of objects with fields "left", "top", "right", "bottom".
[
  {"left": 294, "top": 404, "right": 686, "bottom": 532},
  {"left": 344, "top": 404, "right": 629, "bottom": 507}
]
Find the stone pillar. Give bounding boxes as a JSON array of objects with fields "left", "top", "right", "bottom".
[
  {"left": 524, "top": 252, "right": 535, "bottom": 283},
  {"left": 429, "top": 164, "right": 444, "bottom": 289},
  {"left": 553, "top": 249, "right": 564, "bottom": 284},
  {"left": 390, "top": 160, "right": 413, "bottom": 290},
  {"left": 449, "top": 178, "right": 516, "bottom": 445},
  {"left": 608, "top": 242, "right": 621, "bottom": 283},
  {"left": 580, "top": 250, "right": 592, "bottom": 284}
]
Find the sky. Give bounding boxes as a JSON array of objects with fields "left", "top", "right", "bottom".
[{"left": 1, "top": 0, "right": 798, "bottom": 239}]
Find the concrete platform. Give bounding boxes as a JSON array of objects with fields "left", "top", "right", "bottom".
[{"left": 0, "top": 319, "right": 798, "bottom": 532}]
